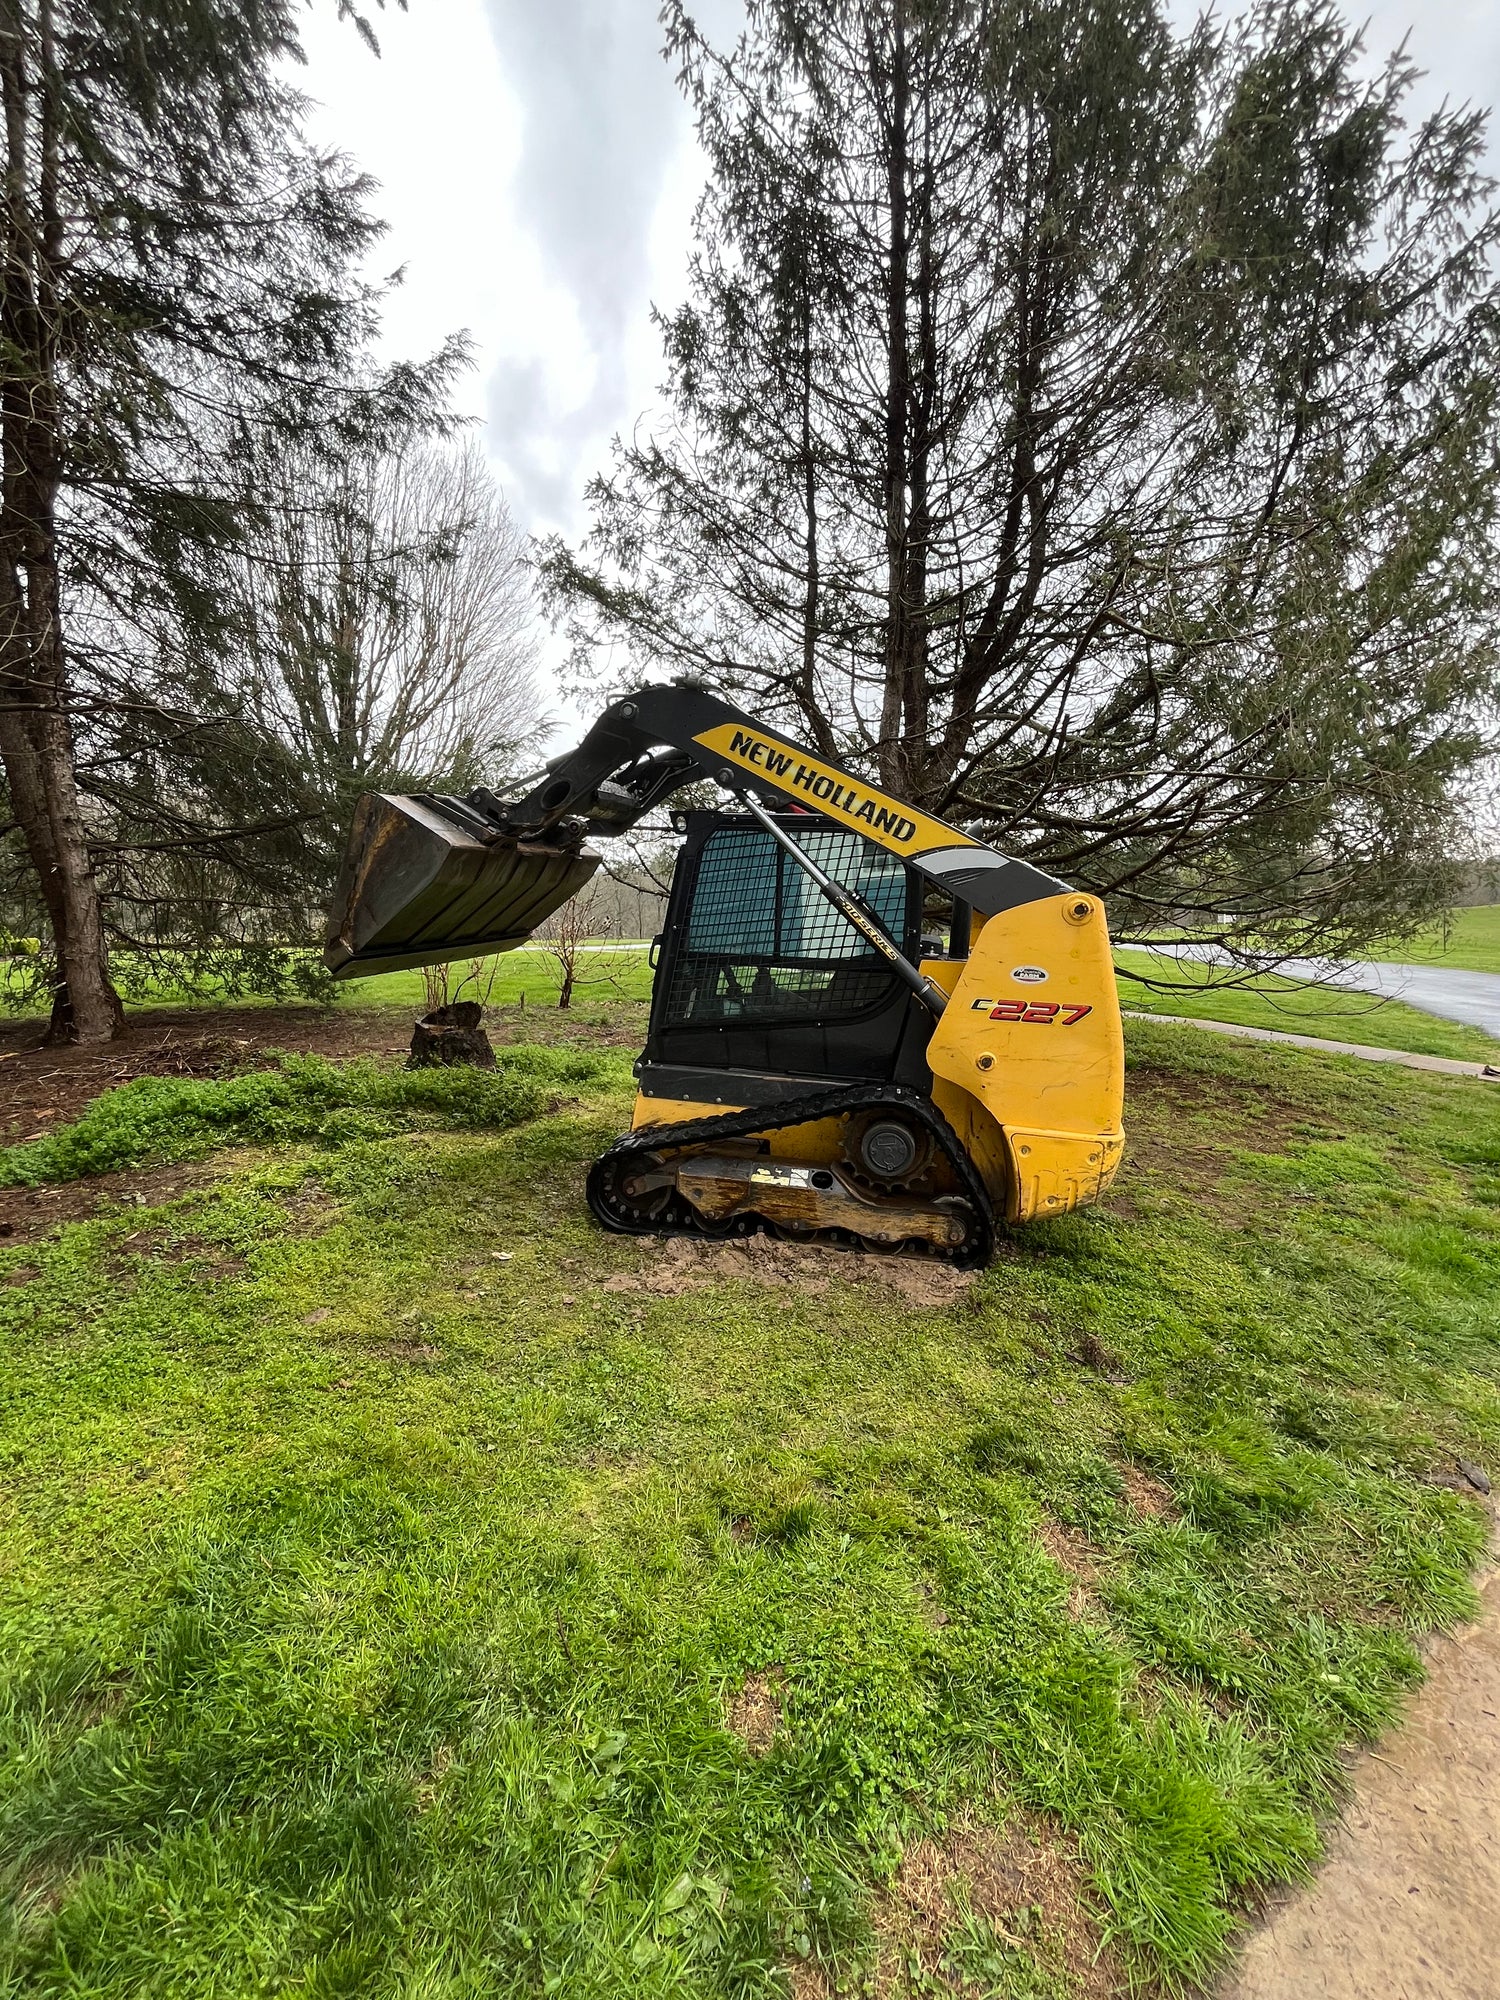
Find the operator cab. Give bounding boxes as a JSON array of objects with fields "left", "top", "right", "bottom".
[{"left": 637, "top": 810, "right": 951, "bottom": 1107}]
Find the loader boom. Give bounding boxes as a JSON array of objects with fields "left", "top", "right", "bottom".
[{"left": 488, "top": 683, "right": 1069, "bottom": 918}]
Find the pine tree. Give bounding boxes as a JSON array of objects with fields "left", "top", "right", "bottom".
[
  {"left": 543, "top": 0, "right": 1500, "bottom": 960},
  {"left": 0, "top": 0, "right": 447, "bottom": 1039}
]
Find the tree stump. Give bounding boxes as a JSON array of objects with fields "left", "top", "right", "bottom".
[{"left": 406, "top": 1000, "right": 495, "bottom": 1069}]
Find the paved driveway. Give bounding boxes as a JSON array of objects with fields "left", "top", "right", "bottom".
[
  {"left": 1273, "top": 959, "right": 1500, "bottom": 1039},
  {"left": 1145, "top": 947, "right": 1500, "bottom": 1039}
]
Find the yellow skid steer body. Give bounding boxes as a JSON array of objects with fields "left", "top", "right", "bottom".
[{"left": 324, "top": 686, "right": 1124, "bottom": 1260}]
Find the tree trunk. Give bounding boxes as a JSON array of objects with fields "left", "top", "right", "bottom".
[
  {"left": 877, "top": 1, "right": 911, "bottom": 797},
  {"left": 0, "top": 0, "right": 121, "bottom": 1042},
  {"left": 0, "top": 700, "right": 121, "bottom": 1043},
  {"left": 557, "top": 961, "right": 575, "bottom": 1009}
]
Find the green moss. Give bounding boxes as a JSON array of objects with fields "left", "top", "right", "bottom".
[{"left": 0, "top": 1046, "right": 630, "bottom": 1186}]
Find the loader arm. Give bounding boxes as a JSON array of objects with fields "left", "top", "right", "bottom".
[
  {"left": 324, "top": 682, "right": 1064, "bottom": 978},
  {"left": 491, "top": 683, "right": 1069, "bottom": 919}
]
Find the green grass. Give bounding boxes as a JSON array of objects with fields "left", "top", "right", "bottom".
[
  {"left": 345, "top": 945, "right": 656, "bottom": 1013},
  {"left": 1370, "top": 904, "right": 1500, "bottom": 974},
  {"left": 3, "top": 946, "right": 656, "bottom": 1023},
  {"left": 1116, "top": 947, "right": 1500, "bottom": 1063},
  {"left": 2, "top": 1022, "right": 1499, "bottom": 1994}
]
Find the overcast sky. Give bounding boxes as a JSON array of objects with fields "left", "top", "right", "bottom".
[{"left": 296, "top": 0, "right": 1500, "bottom": 548}]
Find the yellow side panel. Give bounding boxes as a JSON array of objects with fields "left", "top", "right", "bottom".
[
  {"left": 631, "top": 1095, "right": 727, "bottom": 1129},
  {"left": 929, "top": 1076, "right": 1014, "bottom": 1208},
  {"left": 925, "top": 893, "right": 1125, "bottom": 1222}
]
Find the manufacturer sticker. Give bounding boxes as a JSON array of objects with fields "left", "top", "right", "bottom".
[{"left": 1011, "top": 965, "right": 1048, "bottom": 984}]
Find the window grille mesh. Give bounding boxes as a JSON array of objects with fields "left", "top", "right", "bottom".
[{"left": 664, "top": 824, "right": 909, "bottom": 1027}]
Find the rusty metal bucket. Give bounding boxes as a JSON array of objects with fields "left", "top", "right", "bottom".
[{"left": 323, "top": 792, "right": 600, "bottom": 979}]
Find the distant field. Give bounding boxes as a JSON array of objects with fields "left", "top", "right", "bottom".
[
  {"left": 347, "top": 944, "right": 655, "bottom": 1012},
  {"left": 1372, "top": 904, "right": 1500, "bottom": 974},
  {"left": 1113, "top": 947, "right": 1500, "bottom": 1064}
]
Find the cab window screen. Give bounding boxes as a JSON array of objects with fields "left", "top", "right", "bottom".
[{"left": 666, "top": 824, "right": 909, "bottom": 1026}]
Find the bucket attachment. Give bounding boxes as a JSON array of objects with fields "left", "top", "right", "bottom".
[{"left": 323, "top": 791, "right": 600, "bottom": 979}]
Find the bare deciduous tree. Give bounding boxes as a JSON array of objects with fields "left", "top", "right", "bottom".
[
  {"left": 535, "top": 886, "right": 621, "bottom": 1009},
  {"left": 236, "top": 440, "right": 542, "bottom": 834}
]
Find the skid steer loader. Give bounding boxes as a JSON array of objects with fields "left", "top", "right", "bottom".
[{"left": 324, "top": 685, "right": 1124, "bottom": 1266}]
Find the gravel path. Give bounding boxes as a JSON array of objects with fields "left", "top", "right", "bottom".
[{"left": 1222, "top": 1560, "right": 1500, "bottom": 2000}]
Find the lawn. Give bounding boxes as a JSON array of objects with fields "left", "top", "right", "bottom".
[
  {"left": 346, "top": 945, "right": 656, "bottom": 1014},
  {"left": 1115, "top": 947, "right": 1500, "bottom": 1064},
  {"left": 1, "top": 1021, "right": 1498, "bottom": 1997},
  {"left": 1370, "top": 903, "right": 1500, "bottom": 975},
  {"left": 9, "top": 937, "right": 1499, "bottom": 1075}
]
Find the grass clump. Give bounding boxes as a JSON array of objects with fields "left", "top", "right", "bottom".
[{"left": 0, "top": 1045, "right": 629, "bottom": 1186}]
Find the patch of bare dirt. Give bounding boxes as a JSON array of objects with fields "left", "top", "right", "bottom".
[
  {"left": 1066, "top": 1330, "right": 1131, "bottom": 1382},
  {"left": 1037, "top": 1520, "right": 1104, "bottom": 1621},
  {"left": 785, "top": 1960, "right": 837, "bottom": 1999},
  {"left": 725, "top": 1669, "right": 784, "bottom": 1755},
  {"left": 602, "top": 1233, "right": 977, "bottom": 1306},
  {"left": 1116, "top": 1068, "right": 1320, "bottom": 1219},
  {"left": 0, "top": 1155, "right": 337, "bottom": 1252},
  {"left": 373, "top": 1339, "right": 442, "bottom": 1365},
  {"left": 103, "top": 1224, "right": 248, "bottom": 1281},
  {"left": 1118, "top": 1463, "right": 1180, "bottom": 1520},
  {"left": 0, "top": 1157, "right": 237, "bottom": 1246},
  {"left": 1120, "top": 1064, "right": 1360, "bottom": 1216},
  {"left": 876, "top": 1813, "right": 1123, "bottom": 1997},
  {"left": 0, "top": 1008, "right": 398, "bottom": 1146},
  {"left": 916, "top": 1580, "right": 952, "bottom": 1630},
  {"left": 412, "top": 1743, "right": 455, "bottom": 1812}
]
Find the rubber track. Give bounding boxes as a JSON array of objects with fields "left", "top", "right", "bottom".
[{"left": 586, "top": 1081, "right": 997, "bottom": 1269}]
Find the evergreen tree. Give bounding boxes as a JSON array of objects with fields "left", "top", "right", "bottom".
[
  {"left": 543, "top": 0, "right": 1500, "bottom": 960},
  {"left": 0, "top": 0, "right": 452, "bottom": 1040}
]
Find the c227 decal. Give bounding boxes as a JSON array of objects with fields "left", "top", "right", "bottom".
[{"left": 970, "top": 998, "right": 1094, "bottom": 1025}]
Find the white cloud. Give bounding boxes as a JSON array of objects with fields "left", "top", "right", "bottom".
[
  {"left": 295, "top": 0, "right": 712, "bottom": 542},
  {"left": 295, "top": 0, "right": 1498, "bottom": 559}
]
